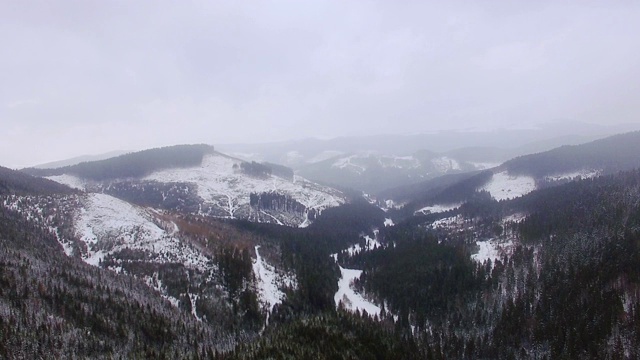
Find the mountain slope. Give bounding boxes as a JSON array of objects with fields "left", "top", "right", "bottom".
[
  {"left": 23, "top": 144, "right": 215, "bottom": 180},
  {"left": 0, "top": 189, "right": 233, "bottom": 358},
  {"left": 388, "top": 131, "right": 640, "bottom": 216},
  {"left": 26, "top": 146, "right": 345, "bottom": 227},
  {"left": 296, "top": 151, "right": 478, "bottom": 194},
  {"left": 504, "top": 131, "right": 640, "bottom": 179},
  {"left": 0, "top": 166, "right": 76, "bottom": 195}
]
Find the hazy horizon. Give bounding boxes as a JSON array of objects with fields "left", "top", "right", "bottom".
[{"left": 3, "top": 1, "right": 640, "bottom": 167}]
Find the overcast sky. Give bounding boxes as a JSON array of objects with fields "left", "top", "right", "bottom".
[{"left": 2, "top": 1, "right": 640, "bottom": 167}]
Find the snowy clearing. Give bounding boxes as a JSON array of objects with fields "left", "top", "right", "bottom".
[
  {"left": 74, "top": 193, "right": 209, "bottom": 270},
  {"left": 472, "top": 239, "right": 514, "bottom": 264},
  {"left": 503, "top": 213, "right": 527, "bottom": 223},
  {"left": 334, "top": 266, "right": 381, "bottom": 317},
  {"left": 430, "top": 215, "right": 465, "bottom": 230},
  {"left": 253, "top": 246, "right": 287, "bottom": 311},
  {"left": 481, "top": 171, "right": 536, "bottom": 201},
  {"left": 415, "top": 203, "right": 461, "bottom": 215},
  {"left": 470, "top": 162, "right": 501, "bottom": 170},
  {"left": 431, "top": 156, "right": 461, "bottom": 172},
  {"left": 143, "top": 153, "right": 344, "bottom": 224},
  {"left": 344, "top": 234, "right": 382, "bottom": 256},
  {"left": 45, "top": 174, "right": 86, "bottom": 191}
]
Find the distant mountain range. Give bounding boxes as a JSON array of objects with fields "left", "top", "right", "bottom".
[
  {"left": 215, "top": 121, "right": 640, "bottom": 193},
  {"left": 383, "top": 131, "right": 640, "bottom": 216}
]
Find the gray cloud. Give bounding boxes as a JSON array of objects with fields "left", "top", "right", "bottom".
[{"left": 2, "top": 1, "right": 640, "bottom": 167}]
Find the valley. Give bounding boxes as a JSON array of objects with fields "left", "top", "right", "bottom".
[{"left": 3, "top": 131, "right": 640, "bottom": 358}]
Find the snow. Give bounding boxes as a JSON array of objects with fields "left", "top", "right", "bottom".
[
  {"left": 544, "top": 169, "right": 601, "bottom": 182},
  {"left": 332, "top": 155, "right": 367, "bottom": 173},
  {"left": 503, "top": 213, "right": 527, "bottom": 223},
  {"left": 481, "top": 171, "right": 536, "bottom": 201},
  {"left": 470, "top": 162, "right": 501, "bottom": 170},
  {"left": 344, "top": 234, "right": 381, "bottom": 256},
  {"left": 252, "top": 246, "right": 294, "bottom": 311},
  {"left": 384, "top": 218, "right": 395, "bottom": 227},
  {"left": 334, "top": 266, "right": 381, "bottom": 317},
  {"left": 472, "top": 239, "right": 513, "bottom": 264},
  {"left": 49, "top": 225, "right": 74, "bottom": 257},
  {"left": 143, "top": 275, "right": 181, "bottom": 308},
  {"left": 415, "top": 203, "right": 461, "bottom": 215},
  {"left": 431, "top": 156, "right": 461, "bottom": 172},
  {"left": 45, "top": 174, "right": 86, "bottom": 191},
  {"left": 143, "top": 153, "right": 344, "bottom": 225},
  {"left": 430, "top": 215, "right": 464, "bottom": 230},
  {"left": 331, "top": 233, "right": 383, "bottom": 317},
  {"left": 74, "top": 193, "right": 210, "bottom": 270},
  {"left": 383, "top": 199, "right": 405, "bottom": 211},
  {"left": 298, "top": 211, "right": 312, "bottom": 228}
]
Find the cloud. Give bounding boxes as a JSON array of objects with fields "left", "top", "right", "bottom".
[{"left": 1, "top": 1, "right": 640, "bottom": 166}]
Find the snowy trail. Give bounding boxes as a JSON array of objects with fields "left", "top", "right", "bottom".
[
  {"left": 331, "top": 233, "right": 383, "bottom": 317},
  {"left": 253, "top": 246, "right": 285, "bottom": 311},
  {"left": 334, "top": 266, "right": 381, "bottom": 316}
]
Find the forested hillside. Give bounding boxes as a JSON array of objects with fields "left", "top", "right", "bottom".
[
  {"left": 22, "top": 144, "right": 215, "bottom": 180},
  {"left": 5, "top": 137, "right": 640, "bottom": 359},
  {"left": 504, "top": 131, "right": 640, "bottom": 178},
  {"left": 0, "top": 195, "right": 233, "bottom": 358}
]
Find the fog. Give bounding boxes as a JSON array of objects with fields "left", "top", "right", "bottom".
[{"left": 2, "top": 1, "right": 640, "bottom": 167}]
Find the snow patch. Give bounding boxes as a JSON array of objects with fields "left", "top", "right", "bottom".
[
  {"left": 143, "top": 153, "right": 344, "bottom": 225},
  {"left": 472, "top": 239, "right": 514, "bottom": 264},
  {"left": 503, "top": 213, "right": 527, "bottom": 223},
  {"left": 384, "top": 218, "right": 395, "bottom": 227},
  {"left": 544, "top": 169, "right": 601, "bottom": 182},
  {"left": 334, "top": 266, "right": 381, "bottom": 317},
  {"left": 481, "top": 171, "right": 536, "bottom": 201},
  {"left": 74, "top": 193, "right": 209, "bottom": 270},
  {"left": 415, "top": 203, "right": 461, "bottom": 215},
  {"left": 253, "top": 246, "right": 294, "bottom": 311},
  {"left": 431, "top": 156, "right": 461, "bottom": 172},
  {"left": 332, "top": 155, "right": 367, "bottom": 173},
  {"left": 470, "top": 162, "right": 501, "bottom": 170},
  {"left": 430, "top": 215, "right": 465, "bottom": 230},
  {"left": 45, "top": 174, "right": 86, "bottom": 191}
]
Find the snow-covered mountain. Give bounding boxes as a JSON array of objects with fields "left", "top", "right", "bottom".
[
  {"left": 32, "top": 145, "right": 345, "bottom": 227},
  {"left": 381, "top": 131, "right": 640, "bottom": 218},
  {"left": 2, "top": 176, "right": 297, "bottom": 326}
]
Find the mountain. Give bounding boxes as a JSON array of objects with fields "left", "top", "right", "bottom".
[
  {"left": 384, "top": 131, "right": 640, "bottom": 216},
  {"left": 32, "top": 150, "right": 130, "bottom": 169},
  {"left": 0, "top": 167, "right": 235, "bottom": 357},
  {"left": 24, "top": 144, "right": 345, "bottom": 227},
  {"left": 5, "top": 129, "right": 640, "bottom": 358},
  {"left": 295, "top": 150, "right": 482, "bottom": 194},
  {"left": 218, "top": 120, "right": 633, "bottom": 166},
  {"left": 333, "top": 167, "right": 640, "bottom": 359},
  {"left": 0, "top": 165, "right": 76, "bottom": 195},
  {"left": 214, "top": 121, "right": 638, "bottom": 194}
]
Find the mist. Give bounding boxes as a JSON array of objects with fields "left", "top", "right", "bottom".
[{"left": 2, "top": 1, "right": 640, "bottom": 167}]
